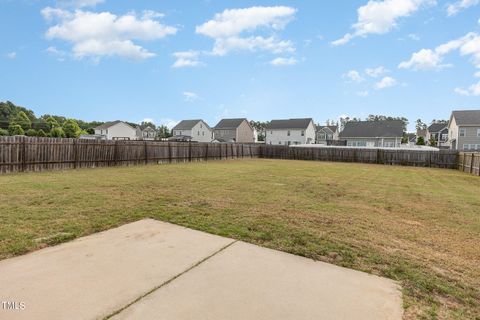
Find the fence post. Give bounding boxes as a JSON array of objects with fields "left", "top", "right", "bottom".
[
  {"left": 21, "top": 136, "right": 26, "bottom": 172},
  {"left": 205, "top": 143, "right": 209, "bottom": 161},
  {"left": 168, "top": 142, "right": 172, "bottom": 163},
  {"left": 73, "top": 139, "right": 78, "bottom": 169},
  {"left": 470, "top": 153, "right": 475, "bottom": 174},
  {"left": 144, "top": 141, "right": 148, "bottom": 165},
  {"left": 113, "top": 140, "right": 118, "bottom": 166},
  {"left": 463, "top": 153, "right": 467, "bottom": 172}
]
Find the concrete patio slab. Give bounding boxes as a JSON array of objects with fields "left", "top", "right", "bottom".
[
  {"left": 112, "top": 241, "right": 403, "bottom": 320},
  {"left": 0, "top": 219, "right": 403, "bottom": 320},
  {"left": 0, "top": 219, "right": 234, "bottom": 320}
]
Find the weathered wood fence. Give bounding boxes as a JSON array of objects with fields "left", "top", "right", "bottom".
[
  {"left": 0, "top": 136, "right": 470, "bottom": 175},
  {"left": 0, "top": 136, "right": 260, "bottom": 174},
  {"left": 458, "top": 152, "right": 480, "bottom": 176},
  {"left": 259, "top": 145, "right": 459, "bottom": 168}
]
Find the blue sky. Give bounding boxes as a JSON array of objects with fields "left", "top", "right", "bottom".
[{"left": 1, "top": 0, "right": 480, "bottom": 131}]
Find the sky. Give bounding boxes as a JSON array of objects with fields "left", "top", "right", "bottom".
[{"left": 1, "top": 0, "right": 480, "bottom": 131}]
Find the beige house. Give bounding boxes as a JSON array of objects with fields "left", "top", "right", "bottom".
[
  {"left": 448, "top": 110, "right": 480, "bottom": 151},
  {"left": 339, "top": 120, "right": 404, "bottom": 148},
  {"left": 316, "top": 125, "right": 339, "bottom": 145},
  {"left": 213, "top": 118, "right": 255, "bottom": 143}
]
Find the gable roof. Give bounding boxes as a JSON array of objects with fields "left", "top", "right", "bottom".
[
  {"left": 172, "top": 120, "right": 207, "bottom": 131},
  {"left": 339, "top": 120, "right": 404, "bottom": 138},
  {"left": 428, "top": 122, "right": 448, "bottom": 132},
  {"left": 94, "top": 121, "right": 135, "bottom": 131},
  {"left": 266, "top": 118, "right": 314, "bottom": 130},
  {"left": 451, "top": 110, "right": 480, "bottom": 126},
  {"left": 214, "top": 118, "right": 248, "bottom": 129},
  {"left": 142, "top": 126, "right": 156, "bottom": 132},
  {"left": 318, "top": 125, "right": 338, "bottom": 133}
]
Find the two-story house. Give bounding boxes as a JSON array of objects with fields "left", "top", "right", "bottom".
[
  {"left": 316, "top": 125, "right": 339, "bottom": 145},
  {"left": 94, "top": 121, "right": 138, "bottom": 140},
  {"left": 171, "top": 120, "right": 213, "bottom": 143},
  {"left": 265, "top": 118, "right": 316, "bottom": 145},
  {"left": 448, "top": 110, "right": 480, "bottom": 151},
  {"left": 213, "top": 118, "right": 255, "bottom": 143},
  {"left": 138, "top": 125, "right": 156, "bottom": 141},
  {"left": 339, "top": 120, "right": 404, "bottom": 148},
  {"left": 427, "top": 122, "right": 449, "bottom": 147}
]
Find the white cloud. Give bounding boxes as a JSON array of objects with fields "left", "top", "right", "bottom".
[
  {"left": 196, "top": 6, "right": 296, "bottom": 56},
  {"left": 270, "top": 57, "right": 298, "bottom": 66},
  {"left": 344, "top": 70, "right": 364, "bottom": 82},
  {"left": 5, "top": 52, "right": 16, "bottom": 59},
  {"left": 41, "top": 7, "right": 177, "bottom": 61},
  {"left": 475, "top": 71, "right": 480, "bottom": 77},
  {"left": 408, "top": 33, "right": 420, "bottom": 40},
  {"left": 454, "top": 81, "right": 480, "bottom": 96},
  {"left": 172, "top": 51, "right": 202, "bottom": 68},
  {"left": 365, "top": 66, "right": 389, "bottom": 77},
  {"left": 46, "top": 46, "right": 67, "bottom": 61},
  {"left": 399, "top": 32, "right": 480, "bottom": 70},
  {"left": 357, "top": 90, "right": 370, "bottom": 97},
  {"left": 142, "top": 118, "right": 155, "bottom": 124},
  {"left": 182, "top": 91, "right": 200, "bottom": 102},
  {"left": 375, "top": 76, "right": 397, "bottom": 89},
  {"left": 332, "top": 0, "right": 435, "bottom": 46},
  {"left": 446, "top": 0, "right": 479, "bottom": 16},
  {"left": 57, "top": 0, "right": 104, "bottom": 8}
]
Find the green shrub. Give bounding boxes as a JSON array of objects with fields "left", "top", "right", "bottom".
[
  {"left": 8, "top": 124, "right": 24, "bottom": 136},
  {"left": 25, "top": 129, "right": 37, "bottom": 136},
  {"left": 50, "top": 127, "right": 65, "bottom": 138},
  {"left": 0, "top": 128, "right": 8, "bottom": 136}
]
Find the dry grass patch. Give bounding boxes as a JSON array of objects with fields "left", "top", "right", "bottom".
[{"left": 0, "top": 159, "right": 479, "bottom": 319}]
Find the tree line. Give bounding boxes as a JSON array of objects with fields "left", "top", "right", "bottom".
[{"left": 0, "top": 101, "right": 172, "bottom": 139}]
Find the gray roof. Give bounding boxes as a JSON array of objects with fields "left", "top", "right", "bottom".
[
  {"left": 172, "top": 120, "right": 205, "bottom": 131},
  {"left": 214, "top": 118, "right": 247, "bottom": 129},
  {"left": 339, "top": 120, "right": 404, "bottom": 138},
  {"left": 451, "top": 110, "right": 480, "bottom": 125},
  {"left": 428, "top": 122, "right": 448, "bottom": 132},
  {"left": 266, "top": 118, "right": 314, "bottom": 130},
  {"left": 94, "top": 120, "right": 133, "bottom": 130}
]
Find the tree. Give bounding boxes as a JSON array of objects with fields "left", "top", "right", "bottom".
[
  {"left": 429, "top": 136, "right": 437, "bottom": 147},
  {"left": 36, "top": 129, "right": 47, "bottom": 137},
  {"left": 8, "top": 124, "right": 24, "bottom": 136},
  {"left": 50, "top": 127, "right": 65, "bottom": 138},
  {"left": 12, "top": 111, "right": 32, "bottom": 131},
  {"left": 416, "top": 136, "right": 426, "bottom": 145},
  {"left": 45, "top": 116, "right": 60, "bottom": 130},
  {"left": 141, "top": 121, "right": 156, "bottom": 130},
  {"left": 26, "top": 129, "right": 37, "bottom": 136},
  {"left": 86, "top": 128, "right": 95, "bottom": 134},
  {"left": 156, "top": 125, "right": 172, "bottom": 138},
  {"left": 0, "top": 128, "right": 8, "bottom": 136},
  {"left": 415, "top": 119, "right": 427, "bottom": 131},
  {"left": 62, "top": 119, "right": 81, "bottom": 138}
]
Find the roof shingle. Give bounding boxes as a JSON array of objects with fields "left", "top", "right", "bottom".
[
  {"left": 339, "top": 120, "right": 404, "bottom": 138},
  {"left": 266, "top": 118, "right": 314, "bottom": 130},
  {"left": 451, "top": 110, "right": 480, "bottom": 126}
]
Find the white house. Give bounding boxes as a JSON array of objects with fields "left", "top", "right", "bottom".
[
  {"left": 171, "top": 120, "right": 213, "bottom": 143},
  {"left": 94, "top": 121, "right": 138, "bottom": 140},
  {"left": 448, "top": 110, "right": 480, "bottom": 151},
  {"left": 265, "top": 118, "right": 316, "bottom": 145},
  {"left": 339, "top": 120, "right": 404, "bottom": 147}
]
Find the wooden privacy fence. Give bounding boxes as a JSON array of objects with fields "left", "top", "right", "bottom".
[
  {"left": 458, "top": 152, "right": 480, "bottom": 176},
  {"left": 0, "top": 136, "right": 260, "bottom": 174},
  {"left": 259, "top": 145, "right": 459, "bottom": 169},
  {"left": 0, "top": 136, "right": 468, "bottom": 175}
]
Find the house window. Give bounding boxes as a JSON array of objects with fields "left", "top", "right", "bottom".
[
  {"left": 287, "top": 130, "right": 291, "bottom": 136},
  {"left": 270, "top": 131, "right": 273, "bottom": 134},
  {"left": 200, "top": 124, "right": 203, "bottom": 128},
  {"left": 441, "top": 133, "right": 448, "bottom": 140},
  {"left": 198, "top": 131, "right": 200, "bottom": 136},
  {"left": 179, "top": 131, "right": 182, "bottom": 135},
  {"left": 279, "top": 141, "right": 282, "bottom": 145},
  {"left": 202, "top": 131, "right": 204, "bottom": 136},
  {"left": 460, "top": 128, "right": 466, "bottom": 137},
  {"left": 106, "top": 129, "right": 108, "bottom": 134},
  {"left": 477, "top": 129, "right": 480, "bottom": 137},
  {"left": 301, "top": 131, "right": 305, "bottom": 136}
]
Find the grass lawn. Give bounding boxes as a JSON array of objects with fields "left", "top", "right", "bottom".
[{"left": 0, "top": 159, "right": 479, "bottom": 319}]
